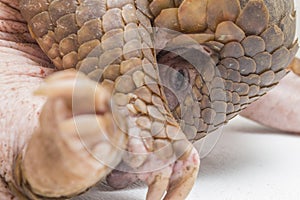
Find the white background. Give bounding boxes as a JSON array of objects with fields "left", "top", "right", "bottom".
[{"left": 75, "top": 2, "right": 300, "bottom": 200}]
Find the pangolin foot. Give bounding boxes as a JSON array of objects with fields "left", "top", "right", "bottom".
[
  {"left": 107, "top": 140, "right": 200, "bottom": 200},
  {"left": 11, "top": 70, "right": 126, "bottom": 199}
]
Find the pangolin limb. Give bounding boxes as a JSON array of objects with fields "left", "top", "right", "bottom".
[{"left": 6, "top": 0, "right": 298, "bottom": 199}]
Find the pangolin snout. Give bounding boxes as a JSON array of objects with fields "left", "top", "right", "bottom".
[{"left": 157, "top": 46, "right": 220, "bottom": 139}]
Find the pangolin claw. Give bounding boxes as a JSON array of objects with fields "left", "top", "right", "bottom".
[
  {"left": 12, "top": 71, "right": 126, "bottom": 199},
  {"left": 146, "top": 145, "right": 200, "bottom": 200},
  {"left": 107, "top": 139, "right": 199, "bottom": 200},
  {"left": 165, "top": 147, "right": 200, "bottom": 200}
]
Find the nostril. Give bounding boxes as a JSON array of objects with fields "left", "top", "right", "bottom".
[{"left": 203, "top": 46, "right": 213, "bottom": 55}]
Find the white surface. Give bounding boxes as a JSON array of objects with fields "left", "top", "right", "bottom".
[
  {"left": 75, "top": 2, "right": 300, "bottom": 200},
  {"left": 194, "top": 117, "right": 300, "bottom": 200}
]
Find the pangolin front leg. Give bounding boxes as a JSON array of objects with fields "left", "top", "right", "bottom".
[
  {"left": 10, "top": 70, "right": 127, "bottom": 198},
  {"left": 8, "top": 0, "right": 298, "bottom": 199}
]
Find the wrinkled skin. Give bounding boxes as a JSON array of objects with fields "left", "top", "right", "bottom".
[{"left": 0, "top": 0, "right": 299, "bottom": 199}]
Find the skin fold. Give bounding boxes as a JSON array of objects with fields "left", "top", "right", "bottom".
[{"left": 0, "top": 0, "right": 299, "bottom": 199}]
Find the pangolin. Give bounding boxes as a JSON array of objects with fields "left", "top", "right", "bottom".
[{"left": 0, "top": 0, "right": 298, "bottom": 199}]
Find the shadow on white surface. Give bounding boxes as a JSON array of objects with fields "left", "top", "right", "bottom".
[{"left": 196, "top": 116, "right": 300, "bottom": 200}]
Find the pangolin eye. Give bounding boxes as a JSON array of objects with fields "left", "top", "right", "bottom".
[{"left": 170, "top": 67, "right": 189, "bottom": 90}]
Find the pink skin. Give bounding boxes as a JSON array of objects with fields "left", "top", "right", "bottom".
[
  {"left": 0, "top": 1, "right": 53, "bottom": 198},
  {"left": 0, "top": 38, "right": 53, "bottom": 198}
]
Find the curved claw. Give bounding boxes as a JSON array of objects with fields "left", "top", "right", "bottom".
[
  {"left": 145, "top": 142, "right": 200, "bottom": 200},
  {"left": 146, "top": 165, "right": 173, "bottom": 200},
  {"left": 12, "top": 71, "right": 126, "bottom": 199},
  {"left": 34, "top": 69, "right": 110, "bottom": 115},
  {"left": 165, "top": 146, "right": 200, "bottom": 200}
]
